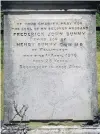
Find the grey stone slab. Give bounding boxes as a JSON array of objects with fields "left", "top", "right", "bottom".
[
  {"left": 27, "top": 126, "right": 100, "bottom": 134},
  {"left": 4, "top": 13, "right": 98, "bottom": 122}
]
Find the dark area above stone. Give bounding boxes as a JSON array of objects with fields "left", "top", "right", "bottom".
[{"left": 1, "top": 1, "right": 100, "bottom": 11}]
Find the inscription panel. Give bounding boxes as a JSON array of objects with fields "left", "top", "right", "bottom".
[{"left": 4, "top": 14, "right": 98, "bottom": 121}]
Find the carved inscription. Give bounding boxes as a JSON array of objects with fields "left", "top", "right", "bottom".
[{"left": 10, "top": 17, "right": 89, "bottom": 70}]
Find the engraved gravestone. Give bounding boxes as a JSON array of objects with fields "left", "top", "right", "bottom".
[{"left": 3, "top": 2, "right": 98, "bottom": 122}]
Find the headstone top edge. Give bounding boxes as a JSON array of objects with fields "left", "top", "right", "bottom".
[{"left": 1, "top": 1, "right": 99, "bottom": 11}]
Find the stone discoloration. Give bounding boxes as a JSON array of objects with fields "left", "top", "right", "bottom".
[
  {"left": 27, "top": 126, "right": 100, "bottom": 134},
  {"left": 4, "top": 13, "right": 98, "bottom": 121}
]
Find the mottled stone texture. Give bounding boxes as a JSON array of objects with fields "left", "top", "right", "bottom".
[
  {"left": 27, "top": 126, "right": 100, "bottom": 134},
  {"left": 4, "top": 13, "right": 98, "bottom": 122}
]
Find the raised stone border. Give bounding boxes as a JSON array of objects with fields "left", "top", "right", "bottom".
[{"left": 28, "top": 125, "right": 100, "bottom": 134}]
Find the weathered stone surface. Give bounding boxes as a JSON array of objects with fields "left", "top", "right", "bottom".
[
  {"left": 1, "top": 125, "right": 100, "bottom": 134},
  {"left": 27, "top": 126, "right": 100, "bottom": 134},
  {"left": 4, "top": 13, "right": 98, "bottom": 121}
]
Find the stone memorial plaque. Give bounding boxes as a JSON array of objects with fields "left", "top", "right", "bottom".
[{"left": 4, "top": 14, "right": 98, "bottom": 121}]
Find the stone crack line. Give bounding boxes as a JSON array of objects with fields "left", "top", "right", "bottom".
[{"left": 49, "top": 91, "right": 84, "bottom": 119}]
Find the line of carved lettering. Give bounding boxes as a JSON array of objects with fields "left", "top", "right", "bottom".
[
  {"left": 19, "top": 65, "right": 81, "bottom": 69},
  {"left": 32, "top": 48, "right": 68, "bottom": 51},
  {"left": 16, "top": 42, "right": 83, "bottom": 47},
  {"left": 24, "top": 21, "right": 83, "bottom": 25},
  {"left": 23, "top": 53, "right": 77, "bottom": 57},
  {"left": 13, "top": 32, "right": 85, "bottom": 36},
  {"left": 12, "top": 26, "right": 88, "bottom": 31},
  {"left": 32, "top": 59, "right": 69, "bottom": 63}
]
